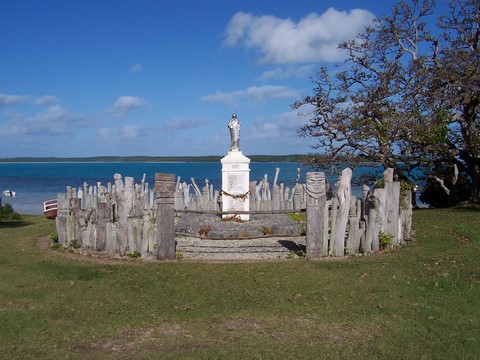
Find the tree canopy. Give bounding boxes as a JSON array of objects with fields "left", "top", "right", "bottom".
[{"left": 293, "top": 0, "right": 479, "bottom": 204}]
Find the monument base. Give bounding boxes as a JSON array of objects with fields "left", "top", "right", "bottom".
[{"left": 221, "top": 150, "right": 251, "bottom": 221}]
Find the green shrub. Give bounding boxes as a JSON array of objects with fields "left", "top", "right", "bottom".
[
  {"left": 288, "top": 212, "right": 306, "bottom": 235},
  {"left": 379, "top": 231, "right": 394, "bottom": 250},
  {"left": 126, "top": 250, "right": 141, "bottom": 259},
  {"left": 0, "top": 203, "right": 21, "bottom": 220},
  {"left": 50, "top": 231, "right": 59, "bottom": 242},
  {"left": 260, "top": 226, "right": 273, "bottom": 235}
]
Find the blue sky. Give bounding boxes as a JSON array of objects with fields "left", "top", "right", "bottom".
[{"left": 0, "top": 0, "right": 401, "bottom": 158}]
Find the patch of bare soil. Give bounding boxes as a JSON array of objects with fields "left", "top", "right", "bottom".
[
  {"left": 67, "top": 317, "right": 375, "bottom": 358},
  {"left": 449, "top": 229, "right": 471, "bottom": 244}
]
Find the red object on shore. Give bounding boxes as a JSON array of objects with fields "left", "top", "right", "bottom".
[{"left": 43, "top": 199, "right": 58, "bottom": 219}]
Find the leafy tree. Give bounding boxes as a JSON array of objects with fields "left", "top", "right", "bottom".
[{"left": 293, "top": 0, "right": 479, "bottom": 203}]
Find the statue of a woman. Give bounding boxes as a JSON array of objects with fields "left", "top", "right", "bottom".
[{"left": 228, "top": 113, "right": 240, "bottom": 151}]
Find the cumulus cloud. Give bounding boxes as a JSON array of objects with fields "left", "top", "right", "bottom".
[
  {"left": 238, "top": 111, "right": 315, "bottom": 153},
  {"left": 34, "top": 95, "right": 58, "bottom": 106},
  {"left": 0, "top": 104, "right": 90, "bottom": 136},
  {"left": 201, "top": 85, "right": 298, "bottom": 105},
  {"left": 223, "top": 8, "right": 374, "bottom": 64},
  {"left": 248, "top": 111, "right": 302, "bottom": 140},
  {"left": 130, "top": 63, "right": 144, "bottom": 73},
  {"left": 0, "top": 93, "right": 29, "bottom": 105},
  {"left": 108, "top": 96, "right": 149, "bottom": 117}
]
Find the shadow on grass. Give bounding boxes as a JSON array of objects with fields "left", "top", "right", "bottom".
[
  {"left": 455, "top": 204, "right": 480, "bottom": 212},
  {"left": 0, "top": 220, "right": 34, "bottom": 229}
]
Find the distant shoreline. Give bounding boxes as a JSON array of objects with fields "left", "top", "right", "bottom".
[{"left": 0, "top": 155, "right": 309, "bottom": 163}]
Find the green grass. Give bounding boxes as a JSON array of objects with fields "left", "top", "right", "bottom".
[{"left": 0, "top": 209, "right": 479, "bottom": 359}]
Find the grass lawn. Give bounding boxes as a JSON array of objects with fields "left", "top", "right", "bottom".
[{"left": 0, "top": 208, "right": 479, "bottom": 359}]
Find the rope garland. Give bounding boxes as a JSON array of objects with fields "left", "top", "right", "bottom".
[{"left": 219, "top": 189, "right": 251, "bottom": 201}]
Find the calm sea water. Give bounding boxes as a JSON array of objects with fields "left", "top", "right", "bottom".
[{"left": 0, "top": 162, "right": 385, "bottom": 215}]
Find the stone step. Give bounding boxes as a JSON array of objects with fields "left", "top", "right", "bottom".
[{"left": 176, "top": 236, "right": 305, "bottom": 260}]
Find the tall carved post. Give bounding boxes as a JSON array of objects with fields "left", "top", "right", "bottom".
[
  {"left": 155, "top": 173, "right": 176, "bottom": 260},
  {"left": 305, "top": 172, "right": 327, "bottom": 259},
  {"left": 272, "top": 167, "right": 280, "bottom": 211},
  {"left": 96, "top": 202, "right": 109, "bottom": 251},
  {"left": 384, "top": 168, "right": 400, "bottom": 245},
  {"left": 333, "top": 167, "right": 352, "bottom": 257},
  {"left": 56, "top": 193, "right": 68, "bottom": 246}
]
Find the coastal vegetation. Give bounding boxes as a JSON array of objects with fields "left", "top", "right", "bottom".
[
  {"left": 0, "top": 203, "right": 21, "bottom": 221},
  {"left": 0, "top": 207, "right": 478, "bottom": 359}
]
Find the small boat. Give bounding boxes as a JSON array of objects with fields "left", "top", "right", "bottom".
[
  {"left": 3, "top": 190, "right": 15, "bottom": 197},
  {"left": 43, "top": 199, "right": 58, "bottom": 219}
]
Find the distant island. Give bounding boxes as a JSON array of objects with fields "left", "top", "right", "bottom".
[{"left": 0, "top": 155, "right": 310, "bottom": 163}]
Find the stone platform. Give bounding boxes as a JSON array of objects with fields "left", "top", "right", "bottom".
[
  {"left": 175, "top": 214, "right": 304, "bottom": 260},
  {"left": 175, "top": 213, "right": 301, "bottom": 239}
]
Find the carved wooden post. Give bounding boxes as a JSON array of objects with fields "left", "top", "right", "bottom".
[
  {"left": 293, "top": 183, "right": 303, "bottom": 210},
  {"left": 155, "top": 173, "right": 176, "bottom": 260},
  {"left": 373, "top": 188, "right": 386, "bottom": 251},
  {"left": 346, "top": 196, "right": 358, "bottom": 255},
  {"left": 96, "top": 202, "right": 109, "bottom": 251},
  {"left": 56, "top": 193, "right": 68, "bottom": 246},
  {"left": 124, "top": 177, "right": 136, "bottom": 253},
  {"left": 400, "top": 190, "right": 413, "bottom": 242},
  {"left": 70, "top": 198, "right": 82, "bottom": 248},
  {"left": 384, "top": 168, "right": 400, "bottom": 246},
  {"left": 305, "top": 172, "right": 327, "bottom": 259},
  {"left": 322, "top": 198, "right": 331, "bottom": 256},
  {"left": 333, "top": 168, "right": 352, "bottom": 257}
]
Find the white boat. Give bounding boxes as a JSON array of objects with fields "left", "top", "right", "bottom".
[
  {"left": 2, "top": 190, "right": 15, "bottom": 197},
  {"left": 43, "top": 199, "right": 58, "bottom": 219}
]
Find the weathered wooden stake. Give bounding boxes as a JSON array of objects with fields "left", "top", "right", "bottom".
[
  {"left": 384, "top": 169, "right": 400, "bottom": 246},
  {"left": 333, "top": 168, "right": 352, "bottom": 257},
  {"left": 305, "top": 172, "right": 327, "bottom": 259},
  {"left": 155, "top": 173, "right": 176, "bottom": 260}
]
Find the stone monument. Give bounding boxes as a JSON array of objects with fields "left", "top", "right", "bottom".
[{"left": 221, "top": 114, "right": 251, "bottom": 220}]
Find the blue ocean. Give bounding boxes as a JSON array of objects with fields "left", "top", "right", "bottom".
[{"left": 0, "top": 162, "right": 385, "bottom": 215}]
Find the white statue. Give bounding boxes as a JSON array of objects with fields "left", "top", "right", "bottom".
[{"left": 228, "top": 113, "right": 240, "bottom": 151}]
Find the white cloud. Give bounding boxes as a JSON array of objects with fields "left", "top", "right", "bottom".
[
  {"left": 0, "top": 93, "right": 29, "bottom": 105},
  {"left": 224, "top": 8, "right": 374, "bottom": 64},
  {"left": 239, "top": 111, "right": 315, "bottom": 153},
  {"left": 34, "top": 95, "right": 58, "bottom": 106},
  {"left": 130, "top": 63, "right": 144, "bottom": 73},
  {"left": 248, "top": 111, "right": 302, "bottom": 140},
  {"left": 258, "top": 65, "right": 315, "bottom": 81},
  {"left": 201, "top": 85, "right": 298, "bottom": 105},
  {"left": 108, "top": 96, "right": 149, "bottom": 117},
  {"left": 0, "top": 105, "right": 90, "bottom": 136}
]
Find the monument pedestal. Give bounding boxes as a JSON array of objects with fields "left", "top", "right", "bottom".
[{"left": 221, "top": 150, "right": 251, "bottom": 221}]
